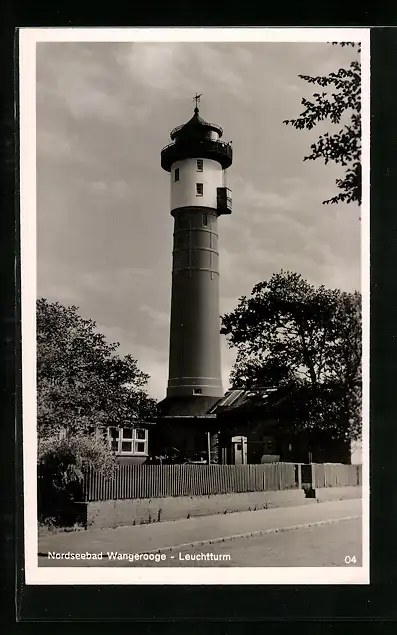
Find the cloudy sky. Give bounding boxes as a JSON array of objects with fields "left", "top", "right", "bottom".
[{"left": 36, "top": 40, "right": 361, "bottom": 400}]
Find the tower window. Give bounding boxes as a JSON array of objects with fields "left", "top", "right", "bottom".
[
  {"left": 174, "top": 168, "right": 180, "bottom": 182},
  {"left": 202, "top": 213, "right": 208, "bottom": 226},
  {"left": 197, "top": 159, "right": 203, "bottom": 172},
  {"left": 193, "top": 388, "right": 202, "bottom": 395},
  {"left": 196, "top": 183, "right": 203, "bottom": 196}
]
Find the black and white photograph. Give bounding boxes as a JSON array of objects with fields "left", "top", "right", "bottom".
[{"left": 20, "top": 28, "right": 369, "bottom": 584}]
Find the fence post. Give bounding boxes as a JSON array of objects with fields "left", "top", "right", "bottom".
[
  {"left": 84, "top": 466, "right": 89, "bottom": 502},
  {"left": 297, "top": 463, "right": 302, "bottom": 489}
]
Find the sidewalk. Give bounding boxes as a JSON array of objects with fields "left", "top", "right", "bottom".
[{"left": 38, "top": 498, "right": 361, "bottom": 557}]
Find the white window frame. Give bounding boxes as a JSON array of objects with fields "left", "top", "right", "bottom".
[
  {"left": 196, "top": 183, "right": 203, "bottom": 197},
  {"left": 134, "top": 439, "right": 147, "bottom": 455},
  {"left": 107, "top": 426, "right": 149, "bottom": 455},
  {"left": 197, "top": 159, "right": 203, "bottom": 172}
]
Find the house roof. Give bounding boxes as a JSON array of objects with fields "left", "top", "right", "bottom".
[
  {"left": 208, "top": 387, "right": 282, "bottom": 416},
  {"left": 156, "top": 387, "right": 289, "bottom": 422}
]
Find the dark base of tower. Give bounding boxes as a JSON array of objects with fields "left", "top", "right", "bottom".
[
  {"left": 149, "top": 396, "right": 223, "bottom": 463},
  {"left": 149, "top": 416, "right": 221, "bottom": 464},
  {"left": 158, "top": 395, "right": 221, "bottom": 417}
]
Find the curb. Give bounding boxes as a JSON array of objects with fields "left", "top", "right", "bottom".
[{"left": 140, "top": 514, "right": 362, "bottom": 555}]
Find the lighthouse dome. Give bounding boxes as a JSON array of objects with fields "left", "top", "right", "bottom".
[
  {"left": 161, "top": 105, "right": 232, "bottom": 172},
  {"left": 170, "top": 107, "right": 223, "bottom": 142}
]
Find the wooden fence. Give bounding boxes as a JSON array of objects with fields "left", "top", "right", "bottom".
[
  {"left": 83, "top": 462, "right": 298, "bottom": 502},
  {"left": 312, "top": 463, "right": 362, "bottom": 488}
]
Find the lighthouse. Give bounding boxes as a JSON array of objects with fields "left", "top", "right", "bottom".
[{"left": 160, "top": 96, "right": 233, "bottom": 421}]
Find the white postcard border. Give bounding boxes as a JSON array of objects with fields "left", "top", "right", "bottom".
[{"left": 20, "top": 27, "right": 370, "bottom": 586}]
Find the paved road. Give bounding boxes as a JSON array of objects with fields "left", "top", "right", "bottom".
[
  {"left": 39, "top": 516, "right": 362, "bottom": 568},
  {"left": 167, "top": 517, "right": 362, "bottom": 567}
]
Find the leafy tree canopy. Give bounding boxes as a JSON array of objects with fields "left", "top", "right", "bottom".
[
  {"left": 37, "top": 298, "right": 158, "bottom": 438},
  {"left": 221, "top": 271, "right": 362, "bottom": 440},
  {"left": 283, "top": 42, "right": 361, "bottom": 206}
]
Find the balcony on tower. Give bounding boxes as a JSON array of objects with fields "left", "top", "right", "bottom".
[
  {"left": 217, "top": 186, "right": 232, "bottom": 215},
  {"left": 161, "top": 139, "right": 232, "bottom": 172}
]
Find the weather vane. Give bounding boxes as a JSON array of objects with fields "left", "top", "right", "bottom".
[{"left": 193, "top": 93, "right": 202, "bottom": 108}]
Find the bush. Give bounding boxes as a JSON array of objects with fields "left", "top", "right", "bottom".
[{"left": 37, "top": 434, "right": 116, "bottom": 525}]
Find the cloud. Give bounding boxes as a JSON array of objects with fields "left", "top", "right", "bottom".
[
  {"left": 194, "top": 45, "right": 245, "bottom": 97},
  {"left": 234, "top": 47, "right": 254, "bottom": 66},
  {"left": 80, "top": 267, "right": 151, "bottom": 295},
  {"left": 37, "top": 128, "right": 103, "bottom": 170},
  {"left": 36, "top": 43, "right": 149, "bottom": 125},
  {"left": 65, "top": 85, "right": 125, "bottom": 121},
  {"left": 37, "top": 47, "right": 123, "bottom": 121},
  {"left": 38, "top": 260, "right": 151, "bottom": 308},
  {"left": 116, "top": 43, "right": 191, "bottom": 93},
  {"left": 236, "top": 179, "right": 287, "bottom": 210},
  {"left": 87, "top": 180, "right": 131, "bottom": 200},
  {"left": 140, "top": 304, "right": 170, "bottom": 329},
  {"left": 37, "top": 129, "right": 73, "bottom": 160}
]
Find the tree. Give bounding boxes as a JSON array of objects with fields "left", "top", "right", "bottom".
[
  {"left": 283, "top": 42, "right": 361, "bottom": 206},
  {"left": 37, "top": 298, "right": 158, "bottom": 439},
  {"left": 221, "top": 271, "right": 362, "bottom": 440}
]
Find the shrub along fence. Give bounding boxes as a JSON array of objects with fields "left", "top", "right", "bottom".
[{"left": 83, "top": 462, "right": 298, "bottom": 502}]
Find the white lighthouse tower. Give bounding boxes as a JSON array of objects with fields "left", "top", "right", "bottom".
[{"left": 160, "top": 97, "right": 233, "bottom": 419}]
